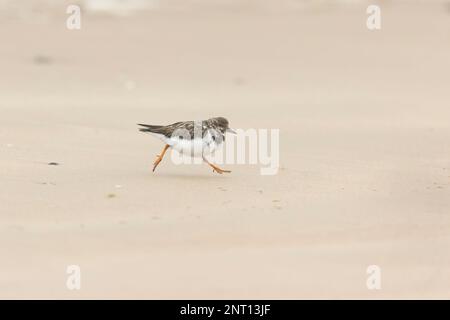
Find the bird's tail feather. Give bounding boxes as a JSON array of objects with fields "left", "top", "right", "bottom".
[{"left": 137, "top": 123, "right": 163, "bottom": 133}]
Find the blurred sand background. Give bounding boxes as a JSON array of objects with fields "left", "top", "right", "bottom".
[{"left": 1, "top": 0, "right": 450, "bottom": 299}]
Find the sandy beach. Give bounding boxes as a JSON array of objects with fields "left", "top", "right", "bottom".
[{"left": 1, "top": 0, "right": 450, "bottom": 299}]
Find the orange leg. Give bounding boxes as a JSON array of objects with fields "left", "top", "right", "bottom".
[
  {"left": 153, "top": 144, "right": 170, "bottom": 172},
  {"left": 203, "top": 157, "right": 231, "bottom": 174}
]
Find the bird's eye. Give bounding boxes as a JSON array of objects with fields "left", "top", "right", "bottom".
[
  {"left": 212, "top": 135, "right": 216, "bottom": 141},
  {"left": 179, "top": 136, "right": 183, "bottom": 139}
]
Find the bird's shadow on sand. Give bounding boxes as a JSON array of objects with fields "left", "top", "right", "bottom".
[{"left": 151, "top": 172, "right": 232, "bottom": 180}]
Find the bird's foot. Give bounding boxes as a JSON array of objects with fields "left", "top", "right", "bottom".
[
  {"left": 152, "top": 155, "right": 163, "bottom": 172},
  {"left": 211, "top": 166, "right": 231, "bottom": 174},
  {"left": 152, "top": 144, "right": 170, "bottom": 172}
]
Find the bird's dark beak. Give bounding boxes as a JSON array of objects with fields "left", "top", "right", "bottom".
[{"left": 226, "top": 128, "right": 237, "bottom": 134}]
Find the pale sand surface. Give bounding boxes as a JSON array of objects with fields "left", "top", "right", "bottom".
[{"left": 1, "top": 1, "right": 450, "bottom": 298}]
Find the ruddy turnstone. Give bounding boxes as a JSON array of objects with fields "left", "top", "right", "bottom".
[{"left": 138, "top": 117, "right": 236, "bottom": 174}]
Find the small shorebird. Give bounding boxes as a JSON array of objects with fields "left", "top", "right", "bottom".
[{"left": 138, "top": 117, "right": 236, "bottom": 174}]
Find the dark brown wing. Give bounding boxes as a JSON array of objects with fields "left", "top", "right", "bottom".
[{"left": 138, "top": 121, "right": 198, "bottom": 138}]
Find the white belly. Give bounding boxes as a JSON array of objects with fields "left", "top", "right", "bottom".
[{"left": 152, "top": 133, "right": 220, "bottom": 157}]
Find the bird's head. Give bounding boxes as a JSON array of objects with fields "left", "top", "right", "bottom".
[{"left": 210, "top": 117, "right": 236, "bottom": 134}]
